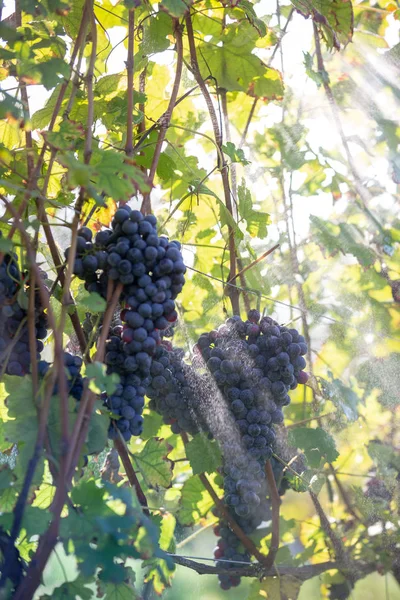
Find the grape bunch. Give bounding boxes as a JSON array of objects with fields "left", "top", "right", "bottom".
[
  {"left": 104, "top": 323, "right": 146, "bottom": 441},
  {"left": 0, "top": 252, "right": 47, "bottom": 377},
  {"left": 0, "top": 243, "right": 20, "bottom": 308},
  {"left": 64, "top": 208, "right": 187, "bottom": 442},
  {"left": 38, "top": 352, "right": 85, "bottom": 402},
  {"left": 146, "top": 343, "right": 209, "bottom": 436},
  {"left": 65, "top": 209, "right": 185, "bottom": 317},
  {"left": 212, "top": 519, "right": 250, "bottom": 591},
  {"left": 195, "top": 311, "right": 308, "bottom": 461},
  {"left": 192, "top": 311, "right": 308, "bottom": 589}
]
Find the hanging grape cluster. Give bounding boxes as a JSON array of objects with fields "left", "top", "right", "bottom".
[
  {"left": 65, "top": 208, "right": 186, "bottom": 440},
  {"left": 0, "top": 242, "right": 47, "bottom": 377},
  {"left": 144, "top": 308, "right": 308, "bottom": 590},
  {"left": 38, "top": 352, "right": 85, "bottom": 402}
]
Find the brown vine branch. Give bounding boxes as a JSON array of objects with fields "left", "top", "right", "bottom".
[
  {"left": 329, "top": 464, "right": 363, "bottom": 524},
  {"left": 219, "top": 89, "right": 251, "bottom": 313},
  {"left": 113, "top": 436, "right": 149, "bottom": 514},
  {"left": 125, "top": 9, "right": 135, "bottom": 157},
  {"left": 309, "top": 490, "right": 349, "bottom": 566},
  {"left": 264, "top": 460, "right": 281, "bottom": 568},
  {"left": 228, "top": 244, "right": 280, "bottom": 285},
  {"left": 167, "top": 554, "right": 372, "bottom": 580},
  {"left": 133, "top": 84, "right": 198, "bottom": 153},
  {"left": 140, "top": 19, "right": 183, "bottom": 215},
  {"left": 185, "top": 13, "right": 240, "bottom": 315}
]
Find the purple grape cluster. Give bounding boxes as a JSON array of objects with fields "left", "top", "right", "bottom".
[
  {"left": 0, "top": 252, "right": 47, "bottom": 377},
  {"left": 146, "top": 342, "right": 209, "bottom": 436},
  {"left": 38, "top": 352, "right": 85, "bottom": 402},
  {"left": 194, "top": 311, "right": 308, "bottom": 590},
  {"left": 195, "top": 311, "right": 308, "bottom": 461},
  {"left": 104, "top": 323, "right": 146, "bottom": 440},
  {"left": 64, "top": 208, "right": 187, "bottom": 441},
  {"left": 213, "top": 520, "right": 250, "bottom": 590}
]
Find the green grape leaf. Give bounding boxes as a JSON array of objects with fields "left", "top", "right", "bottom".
[
  {"left": 140, "top": 410, "right": 163, "bottom": 440},
  {"left": 100, "top": 581, "right": 140, "bottom": 600},
  {"left": 86, "top": 362, "right": 119, "bottom": 396},
  {"left": 79, "top": 291, "right": 107, "bottom": 313},
  {"left": 368, "top": 441, "right": 400, "bottom": 472},
  {"left": 36, "top": 57, "right": 70, "bottom": 90},
  {"left": 0, "top": 467, "right": 18, "bottom": 512},
  {"left": 249, "top": 68, "right": 284, "bottom": 100},
  {"left": 310, "top": 216, "right": 376, "bottom": 267},
  {"left": 86, "top": 403, "right": 109, "bottom": 456},
  {"left": 91, "top": 150, "right": 150, "bottom": 200},
  {"left": 235, "top": 0, "right": 267, "bottom": 37},
  {"left": 196, "top": 23, "right": 265, "bottom": 92},
  {"left": 143, "top": 513, "right": 176, "bottom": 594},
  {"left": 357, "top": 354, "right": 400, "bottom": 408},
  {"left": 44, "top": 120, "right": 85, "bottom": 151},
  {"left": 222, "top": 142, "right": 251, "bottom": 165},
  {"left": 141, "top": 13, "right": 173, "bottom": 54},
  {"left": 2, "top": 375, "right": 44, "bottom": 484},
  {"left": 133, "top": 438, "right": 174, "bottom": 488},
  {"left": 318, "top": 375, "right": 359, "bottom": 421},
  {"left": 95, "top": 74, "right": 123, "bottom": 97},
  {"left": 0, "top": 505, "right": 51, "bottom": 537},
  {"left": 177, "top": 475, "right": 214, "bottom": 525},
  {"left": 238, "top": 178, "right": 270, "bottom": 238},
  {"left": 289, "top": 0, "right": 353, "bottom": 49},
  {"left": 288, "top": 427, "right": 339, "bottom": 468},
  {"left": 249, "top": 574, "right": 302, "bottom": 599},
  {"left": 185, "top": 434, "right": 222, "bottom": 475},
  {"left": 157, "top": 153, "right": 177, "bottom": 181},
  {"left": 46, "top": 575, "right": 95, "bottom": 600},
  {"left": 303, "top": 51, "right": 329, "bottom": 87},
  {"left": 159, "top": 0, "right": 192, "bottom": 17}
]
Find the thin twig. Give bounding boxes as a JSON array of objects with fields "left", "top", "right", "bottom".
[
  {"left": 113, "top": 435, "right": 149, "bottom": 514},
  {"left": 309, "top": 490, "right": 350, "bottom": 566},
  {"left": 125, "top": 9, "right": 135, "bottom": 157},
  {"left": 239, "top": 8, "right": 294, "bottom": 148},
  {"left": 329, "top": 464, "right": 363, "bottom": 523},
  {"left": 140, "top": 19, "right": 183, "bottom": 214},
  {"left": 219, "top": 89, "right": 251, "bottom": 312},
  {"left": 167, "top": 554, "right": 371, "bottom": 580},
  {"left": 228, "top": 244, "right": 280, "bottom": 284},
  {"left": 185, "top": 13, "right": 240, "bottom": 314},
  {"left": 264, "top": 460, "right": 281, "bottom": 568},
  {"left": 313, "top": 24, "right": 384, "bottom": 232}
]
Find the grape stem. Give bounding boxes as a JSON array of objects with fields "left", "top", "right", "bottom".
[
  {"left": 309, "top": 490, "right": 351, "bottom": 569},
  {"left": 113, "top": 435, "right": 149, "bottom": 515},
  {"left": 185, "top": 13, "right": 240, "bottom": 315},
  {"left": 125, "top": 8, "right": 135, "bottom": 158},
  {"left": 140, "top": 18, "right": 183, "bottom": 215},
  {"left": 264, "top": 460, "right": 281, "bottom": 568}
]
